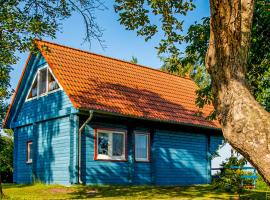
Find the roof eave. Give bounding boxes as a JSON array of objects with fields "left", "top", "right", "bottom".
[{"left": 78, "top": 108, "right": 222, "bottom": 133}]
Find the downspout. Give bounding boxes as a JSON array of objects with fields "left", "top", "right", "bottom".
[{"left": 78, "top": 110, "right": 94, "bottom": 184}]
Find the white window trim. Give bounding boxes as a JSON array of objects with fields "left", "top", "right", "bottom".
[
  {"left": 135, "top": 132, "right": 150, "bottom": 162},
  {"left": 26, "top": 64, "right": 62, "bottom": 101},
  {"left": 96, "top": 129, "right": 126, "bottom": 161},
  {"left": 26, "top": 141, "right": 33, "bottom": 164}
]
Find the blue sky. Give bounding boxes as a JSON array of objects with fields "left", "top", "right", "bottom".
[{"left": 9, "top": 1, "right": 231, "bottom": 167}]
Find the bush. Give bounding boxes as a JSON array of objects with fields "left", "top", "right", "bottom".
[
  {"left": 0, "top": 133, "right": 13, "bottom": 183},
  {"left": 256, "top": 174, "right": 270, "bottom": 190},
  {"left": 212, "top": 151, "right": 247, "bottom": 193}
]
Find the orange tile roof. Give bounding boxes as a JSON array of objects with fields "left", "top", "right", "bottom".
[{"left": 5, "top": 40, "right": 220, "bottom": 129}]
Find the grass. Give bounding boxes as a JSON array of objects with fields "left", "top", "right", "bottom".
[{"left": 2, "top": 184, "right": 270, "bottom": 200}]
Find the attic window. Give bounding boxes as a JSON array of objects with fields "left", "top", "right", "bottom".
[
  {"left": 48, "top": 69, "right": 59, "bottom": 91},
  {"left": 27, "top": 66, "right": 60, "bottom": 100},
  {"left": 38, "top": 68, "right": 47, "bottom": 95}
]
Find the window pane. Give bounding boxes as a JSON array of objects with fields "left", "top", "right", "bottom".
[
  {"left": 112, "top": 133, "right": 124, "bottom": 156},
  {"left": 98, "top": 132, "right": 109, "bottom": 155},
  {"left": 38, "top": 68, "right": 47, "bottom": 95},
  {"left": 29, "top": 143, "right": 32, "bottom": 160},
  {"left": 28, "top": 76, "right": 38, "bottom": 99},
  {"left": 135, "top": 134, "right": 148, "bottom": 160},
  {"left": 48, "top": 70, "right": 59, "bottom": 92}
]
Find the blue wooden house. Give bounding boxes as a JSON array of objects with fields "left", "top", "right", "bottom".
[{"left": 3, "top": 40, "right": 223, "bottom": 185}]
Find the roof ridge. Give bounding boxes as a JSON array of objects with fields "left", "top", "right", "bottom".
[{"left": 35, "top": 39, "right": 193, "bottom": 81}]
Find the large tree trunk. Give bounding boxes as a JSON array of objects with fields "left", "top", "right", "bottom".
[{"left": 206, "top": 0, "right": 270, "bottom": 185}]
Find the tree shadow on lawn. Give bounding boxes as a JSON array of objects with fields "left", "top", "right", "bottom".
[
  {"left": 2, "top": 183, "right": 33, "bottom": 189},
  {"left": 69, "top": 185, "right": 235, "bottom": 199},
  {"left": 3, "top": 184, "right": 269, "bottom": 199}
]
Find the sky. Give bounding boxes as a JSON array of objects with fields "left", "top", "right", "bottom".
[{"left": 8, "top": 0, "right": 231, "bottom": 168}]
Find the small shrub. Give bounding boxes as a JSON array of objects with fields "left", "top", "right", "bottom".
[
  {"left": 212, "top": 151, "right": 247, "bottom": 193},
  {"left": 256, "top": 174, "right": 270, "bottom": 190}
]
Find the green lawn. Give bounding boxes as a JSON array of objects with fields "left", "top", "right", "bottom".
[{"left": 2, "top": 184, "right": 270, "bottom": 200}]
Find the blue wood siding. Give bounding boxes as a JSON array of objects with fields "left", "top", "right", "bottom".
[
  {"left": 81, "top": 123, "right": 130, "bottom": 185},
  {"left": 14, "top": 125, "right": 34, "bottom": 184},
  {"left": 210, "top": 135, "right": 224, "bottom": 155},
  {"left": 15, "top": 90, "right": 76, "bottom": 127},
  {"left": 13, "top": 115, "right": 78, "bottom": 185},
  {"left": 134, "top": 163, "right": 151, "bottom": 184},
  {"left": 11, "top": 54, "right": 78, "bottom": 185},
  {"left": 153, "top": 130, "right": 209, "bottom": 185}
]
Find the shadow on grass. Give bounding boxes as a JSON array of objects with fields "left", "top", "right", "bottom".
[
  {"left": 69, "top": 185, "right": 232, "bottom": 199},
  {"left": 2, "top": 184, "right": 33, "bottom": 189},
  {"left": 3, "top": 184, "right": 270, "bottom": 200}
]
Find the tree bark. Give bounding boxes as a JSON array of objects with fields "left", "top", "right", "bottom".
[{"left": 206, "top": 0, "right": 270, "bottom": 185}]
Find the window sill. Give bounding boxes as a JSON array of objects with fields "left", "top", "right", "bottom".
[
  {"left": 94, "top": 158, "right": 127, "bottom": 162},
  {"left": 135, "top": 160, "right": 150, "bottom": 163},
  {"left": 26, "top": 88, "right": 61, "bottom": 102}
]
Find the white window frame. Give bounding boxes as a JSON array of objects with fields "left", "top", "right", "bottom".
[
  {"left": 26, "top": 65, "right": 62, "bottom": 101},
  {"left": 135, "top": 132, "right": 150, "bottom": 162},
  {"left": 96, "top": 129, "right": 126, "bottom": 161},
  {"left": 26, "top": 141, "right": 33, "bottom": 163}
]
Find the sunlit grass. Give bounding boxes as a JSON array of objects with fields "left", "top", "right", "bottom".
[{"left": 2, "top": 184, "right": 270, "bottom": 200}]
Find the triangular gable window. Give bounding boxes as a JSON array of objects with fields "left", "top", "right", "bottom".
[
  {"left": 27, "top": 65, "right": 60, "bottom": 100},
  {"left": 48, "top": 69, "right": 59, "bottom": 92},
  {"left": 27, "top": 75, "right": 38, "bottom": 99}
]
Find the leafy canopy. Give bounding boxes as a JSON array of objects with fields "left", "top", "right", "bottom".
[
  {"left": 0, "top": 131, "right": 13, "bottom": 182},
  {"left": 115, "top": 0, "right": 270, "bottom": 115}
]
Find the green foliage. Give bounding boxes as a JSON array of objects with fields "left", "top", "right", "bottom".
[
  {"left": 256, "top": 174, "right": 270, "bottom": 190},
  {"left": 115, "top": 0, "right": 195, "bottom": 57},
  {"left": 0, "top": 64, "right": 12, "bottom": 123},
  {"left": 247, "top": 0, "right": 270, "bottom": 111},
  {"left": 130, "top": 56, "right": 138, "bottom": 64},
  {"left": 0, "top": 132, "right": 13, "bottom": 182},
  {"left": 213, "top": 151, "right": 247, "bottom": 193}
]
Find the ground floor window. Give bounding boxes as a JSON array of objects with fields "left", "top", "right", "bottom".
[
  {"left": 26, "top": 141, "right": 33, "bottom": 163},
  {"left": 135, "top": 133, "right": 150, "bottom": 162},
  {"left": 95, "top": 129, "right": 126, "bottom": 161}
]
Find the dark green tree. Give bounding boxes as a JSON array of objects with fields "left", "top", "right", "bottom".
[
  {"left": 130, "top": 56, "right": 138, "bottom": 64},
  {"left": 114, "top": 0, "right": 270, "bottom": 184},
  {"left": 0, "top": 131, "right": 13, "bottom": 182}
]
